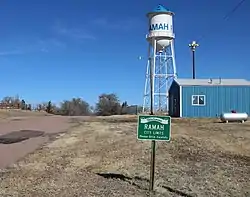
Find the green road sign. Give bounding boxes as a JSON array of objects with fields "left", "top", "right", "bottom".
[{"left": 137, "top": 115, "right": 171, "bottom": 141}]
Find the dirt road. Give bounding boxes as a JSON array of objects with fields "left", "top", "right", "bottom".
[{"left": 0, "top": 116, "right": 74, "bottom": 169}]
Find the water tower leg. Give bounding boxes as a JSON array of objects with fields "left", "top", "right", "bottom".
[
  {"left": 143, "top": 45, "right": 152, "bottom": 113},
  {"left": 170, "top": 40, "right": 177, "bottom": 78},
  {"left": 151, "top": 38, "right": 157, "bottom": 113}
]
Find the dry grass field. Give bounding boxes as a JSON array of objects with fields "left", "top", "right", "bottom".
[
  {"left": 0, "top": 109, "right": 50, "bottom": 120},
  {"left": 0, "top": 115, "right": 249, "bottom": 197}
]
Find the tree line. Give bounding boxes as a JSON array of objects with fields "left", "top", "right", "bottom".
[{"left": 0, "top": 93, "right": 142, "bottom": 116}]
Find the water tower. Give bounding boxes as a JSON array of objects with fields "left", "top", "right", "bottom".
[{"left": 142, "top": 4, "right": 177, "bottom": 113}]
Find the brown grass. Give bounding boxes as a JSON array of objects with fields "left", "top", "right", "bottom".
[
  {"left": 0, "top": 116, "right": 249, "bottom": 197},
  {"left": 0, "top": 109, "right": 51, "bottom": 120}
]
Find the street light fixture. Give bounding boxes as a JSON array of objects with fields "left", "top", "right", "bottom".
[{"left": 188, "top": 41, "right": 199, "bottom": 79}]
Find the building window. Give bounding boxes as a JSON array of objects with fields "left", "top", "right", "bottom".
[{"left": 192, "top": 95, "right": 205, "bottom": 106}]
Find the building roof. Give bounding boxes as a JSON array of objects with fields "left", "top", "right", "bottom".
[
  {"left": 175, "top": 78, "right": 250, "bottom": 86},
  {"left": 152, "top": 4, "right": 170, "bottom": 12}
]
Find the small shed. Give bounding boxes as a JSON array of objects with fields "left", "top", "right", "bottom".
[{"left": 168, "top": 78, "right": 250, "bottom": 118}]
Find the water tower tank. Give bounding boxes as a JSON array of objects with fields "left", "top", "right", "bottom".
[{"left": 146, "top": 4, "right": 175, "bottom": 52}]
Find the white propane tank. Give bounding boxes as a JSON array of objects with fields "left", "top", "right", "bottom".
[{"left": 220, "top": 112, "right": 248, "bottom": 123}]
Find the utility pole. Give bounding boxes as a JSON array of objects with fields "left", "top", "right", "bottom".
[{"left": 188, "top": 41, "right": 199, "bottom": 79}]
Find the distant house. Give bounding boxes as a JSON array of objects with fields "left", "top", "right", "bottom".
[
  {"left": 0, "top": 102, "right": 20, "bottom": 109},
  {"left": 168, "top": 78, "right": 250, "bottom": 118}
]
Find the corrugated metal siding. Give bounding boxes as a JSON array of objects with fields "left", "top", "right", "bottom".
[
  {"left": 168, "top": 81, "right": 180, "bottom": 117},
  {"left": 182, "top": 86, "right": 250, "bottom": 117},
  {"left": 175, "top": 78, "right": 250, "bottom": 86}
]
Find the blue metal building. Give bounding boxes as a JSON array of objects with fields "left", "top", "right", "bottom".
[{"left": 168, "top": 78, "right": 250, "bottom": 117}]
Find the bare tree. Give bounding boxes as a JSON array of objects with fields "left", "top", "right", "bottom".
[
  {"left": 1, "top": 95, "right": 21, "bottom": 109},
  {"left": 2, "top": 96, "right": 13, "bottom": 104},
  {"left": 59, "top": 98, "right": 90, "bottom": 116},
  {"left": 95, "top": 93, "right": 121, "bottom": 116}
]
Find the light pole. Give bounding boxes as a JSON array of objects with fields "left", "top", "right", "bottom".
[{"left": 188, "top": 41, "right": 199, "bottom": 79}]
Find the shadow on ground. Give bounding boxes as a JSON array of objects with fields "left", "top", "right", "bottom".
[
  {"left": 0, "top": 130, "right": 45, "bottom": 144},
  {"left": 97, "top": 172, "right": 193, "bottom": 197}
]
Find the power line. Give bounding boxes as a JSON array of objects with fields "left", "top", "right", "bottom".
[
  {"left": 223, "top": 0, "right": 247, "bottom": 20},
  {"left": 197, "top": 0, "right": 247, "bottom": 42}
]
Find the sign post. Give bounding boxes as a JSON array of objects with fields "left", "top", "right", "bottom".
[
  {"left": 150, "top": 139, "right": 156, "bottom": 191},
  {"left": 138, "top": 38, "right": 171, "bottom": 192},
  {"left": 137, "top": 115, "right": 171, "bottom": 191}
]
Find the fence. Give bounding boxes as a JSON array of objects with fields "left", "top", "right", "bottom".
[{"left": 122, "top": 105, "right": 143, "bottom": 115}]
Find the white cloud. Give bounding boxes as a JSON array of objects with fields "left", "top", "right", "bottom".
[
  {"left": 53, "top": 22, "right": 96, "bottom": 40},
  {"left": 0, "top": 21, "right": 97, "bottom": 57},
  {"left": 91, "top": 17, "right": 142, "bottom": 31},
  {"left": 0, "top": 50, "right": 23, "bottom": 56},
  {"left": 0, "top": 38, "right": 67, "bottom": 56},
  {"left": 37, "top": 38, "right": 67, "bottom": 53}
]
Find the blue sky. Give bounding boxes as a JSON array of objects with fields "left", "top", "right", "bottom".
[{"left": 0, "top": 0, "right": 249, "bottom": 106}]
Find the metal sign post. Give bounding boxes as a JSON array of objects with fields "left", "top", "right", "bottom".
[
  {"left": 149, "top": 44, "right": 155, "bottom": 191},
  {"left": 137, "top": 115, "right": 171, "bottom": 191},
  {"left": 137, "top": 39, "right": 171, "bottom": 191},
  {"left": 149, "top": 140, "right": 156, "bottom": 191}
]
